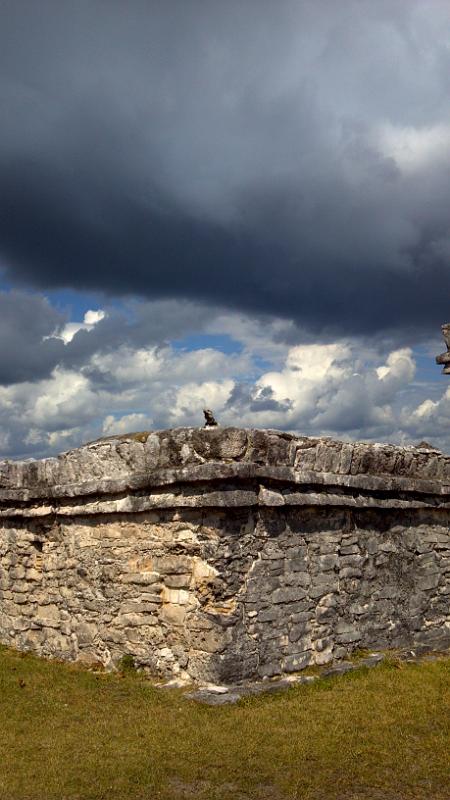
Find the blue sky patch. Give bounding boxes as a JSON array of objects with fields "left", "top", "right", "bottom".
[{"left": 172, "top": 333, "right": 243, "bottom": 355}]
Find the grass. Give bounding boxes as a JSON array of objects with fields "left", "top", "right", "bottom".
[{"left": 0, "top": 645, "right": 449, "bottom": 800}]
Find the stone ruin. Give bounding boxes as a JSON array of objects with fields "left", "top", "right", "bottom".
[
  {"left": 0, "top": 427, "right": 449, "bottom": 683},
  {"left": 436, "top": 322, "right": 450, "bottom": 374}
]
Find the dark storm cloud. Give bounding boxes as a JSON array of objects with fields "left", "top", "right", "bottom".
[
  {"left": 0, "top": 288, "right": 217, "bottom": 385},
  {"left": 2, "top": 0, "right": 450, "bottom": 336},
  {"left": 0, "top": 291, "right": 65, "bottom": 383}
]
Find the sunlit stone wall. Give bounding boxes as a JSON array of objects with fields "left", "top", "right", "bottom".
[{"left": 0, "top": 428, "right": 449, "bottom": 682}]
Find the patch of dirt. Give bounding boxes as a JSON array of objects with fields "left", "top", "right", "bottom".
[{"left": 166, "top": 777, "right": 282, "bottom": 799}]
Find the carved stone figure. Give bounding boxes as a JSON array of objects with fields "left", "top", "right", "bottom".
[
  {"left": 203, "top": 409, "right": 218, "bottom": 427},
  {"left": 436, "top": 323, "right": 450, "bottom": 374}
]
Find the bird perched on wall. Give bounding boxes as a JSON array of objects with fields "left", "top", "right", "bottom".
[{"left": 203, "top": 409, "right": 218, "bottom": 427}]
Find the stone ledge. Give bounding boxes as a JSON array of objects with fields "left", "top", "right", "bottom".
[
  {"left": 3, "top": 481, "right": 450, "bottom": 519},
  {"left": 183, "top": 649, "right": 450, "bottom": 705},
  {"left": 0, "top": 427, "right": 450, "bottom": 507}
]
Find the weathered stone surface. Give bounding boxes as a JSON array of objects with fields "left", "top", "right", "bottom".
[
  {"left": 0, "top": 427, "right": 449, "bottom": 683},
  {"left": 2, "top": 426, "right": 450, "bottom": 503}
]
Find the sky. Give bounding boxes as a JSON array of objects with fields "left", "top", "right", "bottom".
[{"left": 1, "top": 0, "right": 450, "bottom": 459}]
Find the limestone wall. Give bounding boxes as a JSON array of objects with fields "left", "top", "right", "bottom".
[{"left": 0, "top": 428, "right": 449, "bottom": 682}]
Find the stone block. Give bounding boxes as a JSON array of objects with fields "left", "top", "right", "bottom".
[
  {"left": 257, "top": 607, "right": 278, "bottom": 622},
  {"left": 36, "top": 603, "right": 60, "bottom": 627},
  {"left": 340, "top": 554, "right": 364, "bottom": 567},
  {"left": 309, "top": 580, "right": 339, "bottom": 599},
  {"left": 121, "top": 572, "right": 160, "bottom": 585},
  {"left": 156, "top": 556, "right": 192, "bottom": 575},
  {"left": 314, "top": 636, "right": 332, "bottom": 652},
  {"left": 340, "top": 544, "right": 360, "bottom": 556},
  {"left": 315, "top": 648, "right": 333, "bottom": 665},
  {"left": 164, "top": 573, "right": 192, "bottom": 589},
  {"left": 282, "top": 651, "right": 312, "bottom": 672},
  {"left": 26, "top": 568, "right": 42, "bottom": 582},
  {"left": 272, "top": 586, "right": 307, "bottom": 604},
  {"left": 285, "top": 571, "right": 310, "bottom": 588},
  {"left": 317, "top": 554, "right": 339, "bottom": 571},
  {"left": 161, "top": 586, "right": 191, "bottom": 605},
  {"left": 288, "top": 619, "right": 312, "bottom": 641},
  {"left": 258, "top": 661, "right": 282, "bottom": 678},
  {"left": 336, "top": 629, "right": 361, "bottom": 644},
  {"left": 417, "top": 574, "right": 440, "bottom": 591},
  {"left": 160, "top": 603, "right": 186, "bottom": 626},
  {"left": 339, "top": 567, "right": 362, "bottom": 579},
  {"left": 75, "top": 622, "right": 98, "bottom": 645}
]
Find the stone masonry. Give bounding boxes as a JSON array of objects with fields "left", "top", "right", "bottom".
[{"left": 0, "top": 427, "right": 449, "bottom": 683}]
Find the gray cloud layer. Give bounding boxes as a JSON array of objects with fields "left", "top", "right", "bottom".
[
  {"left": 1, "top": 1, "right": 450, "bottom": 335},
  {"left": 0, "top": 289, "right": 218, "bottom": 385},
  {"left": 0, "top": 292, "right": 65, "bottom": 383}
]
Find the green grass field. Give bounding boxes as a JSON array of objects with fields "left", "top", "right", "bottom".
[{"left": 0, "top": 645, "right": 448, "bottom": 800}]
